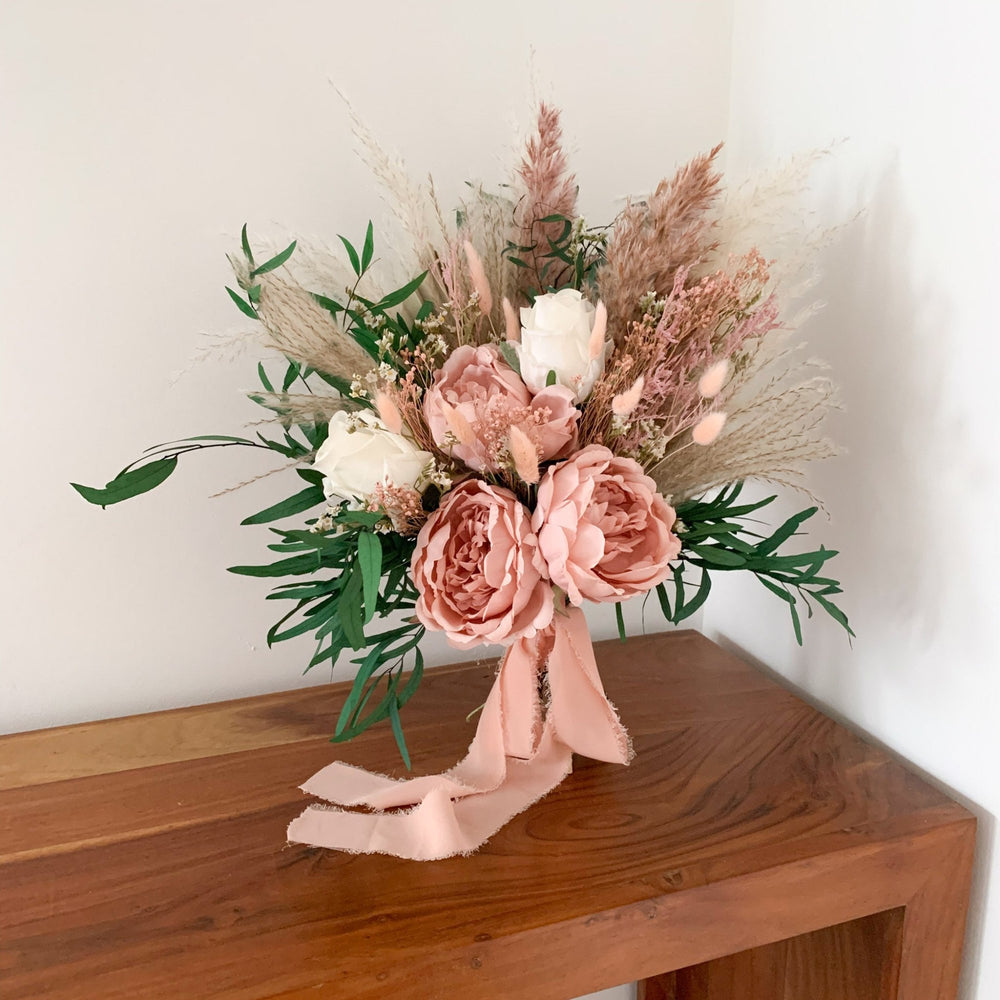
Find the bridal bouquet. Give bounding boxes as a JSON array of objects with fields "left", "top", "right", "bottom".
[{"left": 74, "top": 104, "right": 850, "bottom": 859}]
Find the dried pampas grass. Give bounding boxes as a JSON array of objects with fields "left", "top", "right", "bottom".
[
  {"left": 255, "top": 274, "right": 374, "bottom": 379},
  {"left": 598, "top": 144, "right": 723, "bottom": 343}
]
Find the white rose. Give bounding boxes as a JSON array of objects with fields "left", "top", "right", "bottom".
[
  {"left": 514, "top": 288, "right": 610, "bottom": 403},
  {"left": 313, "top": 410, "right": 433, "bottom": 502}
]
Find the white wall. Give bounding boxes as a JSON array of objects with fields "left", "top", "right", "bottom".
[
  {"left": 0, "top": 1, "right": 731, "bottom": 740},
  {"left": 1, "top": 7, "right": 733, "bottom": 1000},
  {"left": 706, "top": 2, "right": 999, "bottom": 997}
]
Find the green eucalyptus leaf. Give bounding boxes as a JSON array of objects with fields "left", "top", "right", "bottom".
[
  {"left": 789, "top": 600, "right": 804, "bottom": 645},
  {"left": 240, "top": 485, "right": 325, "bottom": 526},
  {"left": 361, "top": 221, "right": 374, "bottom": 271},
  {"left": 240, "top": 223, "right": 254, "bottom": 266},
  {"left": 357, "top": 532, "right": 383, "bottom": 625},
  {"left": 252, "top": 240, "right": 296, "bottom": 277},
  {"left": 687, "top": 543, "right": 747, "bottom": 568},
  {"left": 296, "top": 467, "right": 325, "bottom": 487},
  {"left": 226, "top": 286, "right": 257, "bottom": 319},
  {"left": 257, "top": 363, "right": 274, "bottom": 392},
  {"left": 755, "top": 507, "right": 818, "bottom": 557},
  {"left": 339, "top": 235, "right": 361, "bottom": 275},
  {"left": 389, "top": 696, "right": 411, "bottom": 770},
  {"left": 756, "top": 575, "right": 795, "bottom": 604},
  {"left": 227, "top": 552, "right": 319, "bottom": 577},
  {"left": 72, "top": 457, "right": 178, "bottom": 508},
  {"left": 377, "top": 271, "right": 427, "bottom": 310},
  {"left": 497, "top": 341, "right": 522, "bottom": 374}
]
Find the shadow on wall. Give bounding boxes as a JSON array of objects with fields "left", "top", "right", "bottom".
[
  {"left": 809, "top": 156, "right": 951, "bottom": 672},
  {"left": 711, "top": 151, "right": 998, "bottom": 998},
  {"left": 720, "top": 153, "right": 985, "bottom": 702}
]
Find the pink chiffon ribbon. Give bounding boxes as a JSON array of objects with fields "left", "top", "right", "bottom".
[{"left": 286, "top": 606, "right": 631, "bottom": 860}]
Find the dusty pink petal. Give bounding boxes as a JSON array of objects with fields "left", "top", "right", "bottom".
[
  {"left": 528, "top": 384, "right": 580, "bottom": 461},
  {"left": 533, "top": 445, "right": 681, "bottom": 605},
  {"left": 412, "top": 479, "right": 553, "bottom": 648},
  {"left": 423, "top": 344, "right": 532, "bottom": 473}
]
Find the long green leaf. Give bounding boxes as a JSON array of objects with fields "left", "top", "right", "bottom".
[
  {"left": 226, "top": 286, "right": 257, "bottom": 319},
  {"left": 72, "top": 457, "right": 177, "bottom": 507},
  {"left": 377, "top": 271, "right": 427, "bottom": 310},
  {"left": 361, "top": 221, "right": 374, "bottom": 271},
  {"left": 755, "top": 507, "right": 818, "bottom": 556},
  {"left": 252, "top": 240, "right": 296, "bottom": 277},
  {"left": 339, "top": 235, "right": 361, "bottom": 275},
  {"left": 227, "top": 552, "right": 319, "bottom": 577},
  {"left": 240, "top": 223, "right": 254, "bottom": 267},
  {"left": 687, "top": 543, "right": 746, "bottom": 568},
  {"left": 240, "top": 486, "right": 325, "bottom": 526},
  {"left": 677, "top": 566, "right": 712, "bottom": 620},
  {"left": 389, "top": 696, "right": 411, "bottom": 770},
  {"left": 357, "top": 532, "right": 383, "bottom": 625},
  {"left": 337, "top": 566, "right": 365, "bottom": 650}
]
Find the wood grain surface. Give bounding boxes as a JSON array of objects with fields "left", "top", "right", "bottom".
[{"left": 0, "top": 630, "right": 975, "bottom": 999}]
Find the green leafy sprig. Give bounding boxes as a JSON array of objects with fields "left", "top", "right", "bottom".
[
  {"left": 654, "top": 482, "right": 853, "bottom": 644},
  {"left": 230, "top": 501, "right": 425, "bottom": 766},
  {"left": 504, "top": 213, "right": 609, "bottom": 299}
]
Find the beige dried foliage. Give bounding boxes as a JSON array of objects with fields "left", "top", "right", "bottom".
[
  {"left": 209, "top": 458, "right": 306, "bottom": 498},
  {"left": 651, "top": 358, "right": 841, "bottom": 503},
  {"left": 345, "top": 99, "right": 451, "bottom": 307},
  {"left": 458, "top": 184, "right": 518, "bottom": 334},
  {"left": 255, "top": 274, "right": 373, "bottom": 379},
  {"left": 598, "top": 144, "right": 723, "bottom": 342},
  {"left": 249, "top": 391, "right": 364, "bottom": 425}
]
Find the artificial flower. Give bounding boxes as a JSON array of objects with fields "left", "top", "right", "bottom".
[
  {"left": 423, "top": 344, "right": 578, "bottom": 473},
  {"left": 411, "top": 479, "right": 553, "bottom": 648},
  {"left": 313, "top": 410, "right": 432, "bottom": 502},
  {"left": 515, "top": 289, "right": 610, "bottom": 402},
  {"left": 533, "top": 445, "right": 681, "bottom": 605}
]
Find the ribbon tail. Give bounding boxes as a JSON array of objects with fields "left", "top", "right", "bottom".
[
  {"left": 299, "top": 630, "right": 548, "bottom": 812},
  {"left": 547, "top": 606, "right": 632, "bottom": 764},
  {"left": 287, "top": 611, "right": 631, "bottom": 860},
  {"left": 286, "top": 724, "right": 573, "bottom": 861}
]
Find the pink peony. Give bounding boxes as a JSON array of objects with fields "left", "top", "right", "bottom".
[
  {"left": 532, "top": 445, "right": 681, "bottom": 606},
  {"left": 412, "top": 479, "right": 553, "bottom": 649},
  {"left": 423, "top": 344, "right": 578, "bottom": 473}
]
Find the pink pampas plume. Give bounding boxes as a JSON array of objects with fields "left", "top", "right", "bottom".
[
  {"left": 513, "top": 103, "right": 579, "bottom": 300},
  {"left": 508, "top": 425, "right": 540, "bottom": 484},
  {"left": 374, "top": 390, "right": 404, "bottom": 435},
  {"left": 692, "top": 411, "right": 727, "bottom": 446},
  {"left": 612, "top": 375, "right": 645, "bottom": 418},
  {"left": 698, "top": 359, "right": 729, "bottom": 399},
  {"left": 463, "top": 240, "right": 493, "bottom": 316},
  {"left": 588, "top": 301, "right": 608, "bottom": 361},
  {"left": 502, "top": 297, "right": 520, "bottom": 342}
]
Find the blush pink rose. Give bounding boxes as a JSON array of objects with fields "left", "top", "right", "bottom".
[
  {"left": 411, "top": 479, "right": 553, "bottom": 649},
  {"left": 423, "top": 344, "right": 578, "bottom": 473},
  {"left": 532, "top": 445, "right": 681, "bottom": 606}
]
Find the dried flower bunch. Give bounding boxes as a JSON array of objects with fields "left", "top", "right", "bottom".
[{"left": 75, "top": 103, "right": 850, "bottom": 764}]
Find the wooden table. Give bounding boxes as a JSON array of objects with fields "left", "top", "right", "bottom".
[{"left": 0, "top": 631, "right": 975, "bottom": 999}]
